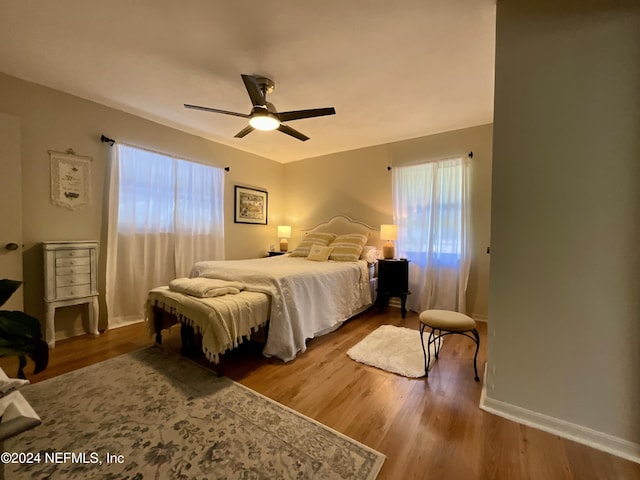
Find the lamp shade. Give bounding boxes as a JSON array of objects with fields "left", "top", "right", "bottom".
[
  {"left": 380, "top": 224, "right": 398, "bottom": 241},
  {"left": 277, "top": 225, "right": 291, "bottom": 238}
]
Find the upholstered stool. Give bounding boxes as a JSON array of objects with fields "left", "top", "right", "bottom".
[{"left": 419, "top": 309, "right": 480, "bottom": 381}]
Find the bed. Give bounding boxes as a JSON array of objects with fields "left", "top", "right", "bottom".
[{"left": 145, "top": 215, "right": 380, "bottom": 363}]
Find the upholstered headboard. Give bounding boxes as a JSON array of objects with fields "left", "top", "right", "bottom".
[{"left": 300, "top": 215, "right": 381, "bottom": 248}]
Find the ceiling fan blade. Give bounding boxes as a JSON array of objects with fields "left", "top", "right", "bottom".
[
  {"left": 234, "top": 125, "right": 255, "bottom": 138},
  {"left": 184, "top": 104, "right": 249, "bottom": 118},
  {"left": 278, "top": 107, "right": 336, "bottom": 122},
  {"left": 278, "top": 124, "right": 309, "bottom": 142},
  {"left": 241, "top": 74, "right": 266, "bottom": 106}
]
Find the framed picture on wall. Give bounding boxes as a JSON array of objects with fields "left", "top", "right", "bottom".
[
  {"left": 234, "top": 185, "right": 268, "bottom": 225},
  {"left": 49, "top": 149, "right": 92, "bottom": 210}
]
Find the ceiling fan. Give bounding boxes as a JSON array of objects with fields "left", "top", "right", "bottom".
[{"left": 184, "top": 74, "right": 336, "bottom": 142}]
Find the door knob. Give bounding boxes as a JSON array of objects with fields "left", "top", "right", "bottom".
[{"left": 5, "top": 243, "right": 19, "bottom": 251}]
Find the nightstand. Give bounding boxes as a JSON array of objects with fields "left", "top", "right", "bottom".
[
  {"left": 267, "top": 251, "right": 286, "bottom": 257},
  {"left": 376, "top": 259, "right": 410, "bottom": 318}
]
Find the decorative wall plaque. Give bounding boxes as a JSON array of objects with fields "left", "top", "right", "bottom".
[{"left": 49, "top": 149, "right": 92, "bottom": 210}]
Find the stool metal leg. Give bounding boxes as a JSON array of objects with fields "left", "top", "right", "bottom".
[
  {"left": 421, "top": 327, "right": 481, "bottom": 381},
  {"left": 420, "top": 323, "right": 428, "bottom": 376},
  {"left": 471, "top": 328, "right": 480, "bottom": 381},
  {"left": 434, "top": 328, "right": 442, "bottom": 358},
  {"left": 427, "top": 328, "right": 436, "bottom": 376},
  {"left": 420, "top": 321, "right": 480, "bottom": 381}
]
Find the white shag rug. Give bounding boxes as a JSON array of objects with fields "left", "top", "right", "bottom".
[{"left": 347, "top": 325, "right": 441, "bottom": 378}]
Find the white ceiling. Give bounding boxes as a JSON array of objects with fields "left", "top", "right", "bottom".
[{"left": 0, "top": 0, "right": 496, "bottom": 163}]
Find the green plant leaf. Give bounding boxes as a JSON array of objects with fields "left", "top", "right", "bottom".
[
  {"left": 0, "top": 305, "right": 49, "bottom": 376},
  {"left": 0, "top": 279, "right": 23, "bottom": 307},
  {"left": 0, "top": 336, "right": 49, "bottom": 375},
  {"left": 0, "top": 337, "right": 33, "bottom": 355},
  {"left": 0, "top": 310, "right": 44, "bottom": 339},
  {"left": 29, "top": 339, "right": 49, "bottom": 374}
]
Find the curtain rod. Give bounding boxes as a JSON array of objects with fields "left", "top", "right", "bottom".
[
  {"left": 387, "top": 151, "right": 473, "bottom": 171},
  {"left": 100, "top": 134, "right": 115, "bottom": 146},
  {"left": 100, "top": 134, "right": 230, "bottom": 171}
]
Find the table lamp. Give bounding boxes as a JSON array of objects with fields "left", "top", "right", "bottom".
[
  {"left": 277, "top": 225, "right": 291, "bottom": 252},
  {"left": 380, "top": 224, "right": 398, "bottom": 259}
]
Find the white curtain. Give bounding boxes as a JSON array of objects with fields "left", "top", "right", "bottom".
[
  {"left": 174, "top": 159, "right": 225, "bottom": 275},
  {"left": 392, "top": 157, "right": 470, "bottom": 313},
  {"left": 106, "top": 144, "right": 224, "bottom": 328}
]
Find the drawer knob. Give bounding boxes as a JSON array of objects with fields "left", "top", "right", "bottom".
[{"left": 5, "top": 242, "right": 19, "bottom": 251}]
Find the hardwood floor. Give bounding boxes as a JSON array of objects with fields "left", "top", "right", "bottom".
[{"left": 3, "top": 309, "right": 639, "bottom": 479}]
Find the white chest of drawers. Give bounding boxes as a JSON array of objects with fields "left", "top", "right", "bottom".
[{"left": 43, "top": 241, "right": 100, "bottom": 348}]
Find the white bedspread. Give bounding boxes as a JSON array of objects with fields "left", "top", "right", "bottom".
[{"left": 190, "top": 255, "right": 372, "bottom": 362}]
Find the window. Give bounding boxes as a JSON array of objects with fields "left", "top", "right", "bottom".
[
  {"left": 106, "top": 144, "right": 225, "bottom": 326},
  {"left": 392, "top": 156, "right": 470, "bottom": 312},
  {"left": 116, "top": 145, "right": 223, "bottom": 235},
  {"left": 116, "top": 146, "right": 175, "bottom": 233},
  {"left": 393, "top": 158, "right": 467, "bottom": 267}
]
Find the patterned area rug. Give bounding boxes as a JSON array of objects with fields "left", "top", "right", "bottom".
[
  {"left": 347, "top": 325, "right": 441, "bottom": 378},
  {"left": 4, "top": 346, "right": 385, "bottom": 479}
]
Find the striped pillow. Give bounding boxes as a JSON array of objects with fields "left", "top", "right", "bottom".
[
  {"left": 328, "top": 233, "right": 368, "bottom": 262},
  {"left": 289, "top": 232, "right": 336, "bottom": 257}
]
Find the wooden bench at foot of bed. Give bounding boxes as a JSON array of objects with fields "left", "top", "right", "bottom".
[
  {"left": 151, "top": 305, "right": 269, "bottom": 377},
  {"left": 145, "top": 287, "right": 271, "bottom": 366},
  {"left": 151, "top": 305, "right": 202, "bottom": 357},
  {"left": 151, "top": 305, "right": 269, "bottom": 352}
]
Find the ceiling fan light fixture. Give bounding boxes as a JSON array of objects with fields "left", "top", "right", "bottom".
[
  {"left": 249, "top": 113, "right": 280, "bottom": 131},
  {"left": 184, "top": 74, "right": 335, "bottom": 141}
]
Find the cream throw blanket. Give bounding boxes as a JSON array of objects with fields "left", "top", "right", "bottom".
[
  {"left": 146, "top": 287, "right": 270, "bottom": 363},
  {"left": 168, "top": 277, "right": 245, "bottom": 298}
]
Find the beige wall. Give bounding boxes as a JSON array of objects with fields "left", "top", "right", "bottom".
[
  {"left": 285, "top": 124, "right": 493, "bottom": 319},
  {"left": 0, "top": 73, "right": 284, "bottom": 339},
  {"left": 0, "top": 112, "right": 23, "bottom": 310},
  {"left": 488, "top": 0, "right": 640, "bottom": 449}
]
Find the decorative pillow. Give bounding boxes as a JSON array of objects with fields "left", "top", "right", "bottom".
[
  {"left": 289, "top": 232, "right": 336, "bottom": 257},
  {"left": 328, "top": 233, "right": 368, "bottom": 262},
  {"left": 307, "top": 245, "right": 333, "bottom": 262},
  {"left": 360, "top": 245, "right": 379, "bottom": 263}
]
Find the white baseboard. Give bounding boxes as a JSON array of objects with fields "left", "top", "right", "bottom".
[
  {"left": 107, "top": 316, "right": 144, "bottom": 329},
  {"left": 479, "top": 369, "right": 640, "bottom": 464},
  {"left": 472, "top": 313, "right": 488, "bottom": 322}
]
